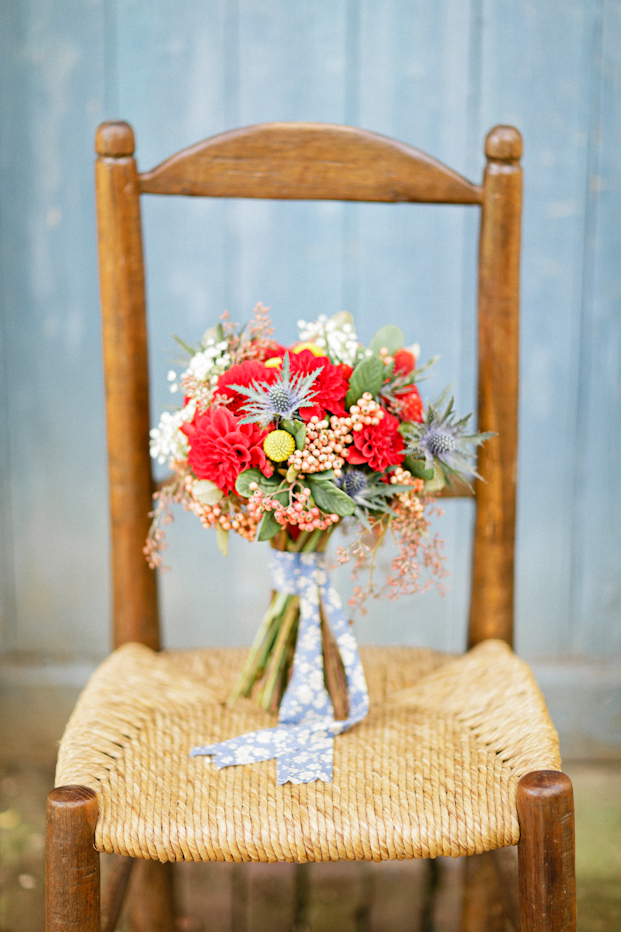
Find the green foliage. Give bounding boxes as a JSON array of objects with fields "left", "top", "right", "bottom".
[
  {"left": 216, "top": 524, "right": 229, "bottom": 556},
  {"left": 173, "top": 334, "right": 199, "bottom": 356},
  {"left": 345, "top": 354, "right": 386, "bottom": 408},
  {"left": 192, "top": 479, "right": 224, "bottom": 505},
  {"left": 235, "top": 468, "right": 280, "bottom": 498},
  {"left": 280, "top": 418, "right": 307, "bottom": 451},
  {"left": 403, "top": 455, "right": 435, "bottom": 480},
  {"left": 369, "top": 325, "right": 404, "bottom": 356},
  {"left": 345, "top": 471, "right": 412, "bottom": 517},
  {"left": 258, "top": 510, "right": 281, "bottom": 541},
  {"left": 304, "top": 476, "right": 357, "bottom": 517}
]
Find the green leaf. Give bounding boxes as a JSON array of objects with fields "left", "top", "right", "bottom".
[
  {"left": 173, "top": 334, "right": 197, "bottom": 356},
  {"left": 354, "top": 506, "right": 373, "bottom": 531},
  {"left": 193, "top": 479, "right": 224, "bottom": 506},
  {"left": 369, "top": 325, "right": 404, "bottom": 356},
  {"left": 216, "top": 524, "right": 229, "bottom": 556},
  {"left": 235, "top": 468, "right": 280, "bottom": 498},
  {"left": 404, "top": 455, "right": 435, "bottom": 480},
  {"left": 424, "top": 468, "right": 446, "bottom": 494},
  {"left": 305, "top": 477, "right": 356, "bottom": 517},
  {"left": 258, "top": 510, "right": 281, "bottom": 541},
  {"left": 280, "top": 418, "right": 307, "bottom": 451},
  {"left": 345, "top": 355, "right": 386, "bottom": 408}
]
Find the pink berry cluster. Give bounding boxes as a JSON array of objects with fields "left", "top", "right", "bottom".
[
  {"left": 246, "top": 482, "right": 339, "bottom": 532},
  {"left": 287, "top": 415, "right": 354, "bottom": 478},
  {"left": 387, "top": 466, "right": 425, "bottom": 491},
  {"left": 188, "top": 492, "right": 260, "bottom": 541},
  {"left": 349, "top": 393, "right": 385, "bottom": 430}
]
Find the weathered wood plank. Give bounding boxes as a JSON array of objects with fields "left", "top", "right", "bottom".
[
  {"left": 572, "top": 0, "right": 621, "bottom": 655},
  {"left": 478, "top": 0, "right": 597, "bottom": 656},
  {"left": 0, "top": 0, "right": 110, "bottom": 660},
  {"left": 354, "top": 0, "right": 478, "bottom": 653}
]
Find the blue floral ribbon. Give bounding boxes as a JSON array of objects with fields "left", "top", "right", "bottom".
[{"left": 190, "top": 550, "right": 369, "bottom": 784}]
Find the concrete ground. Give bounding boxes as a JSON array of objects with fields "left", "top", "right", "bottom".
[{"left": 0, "top": 757, "right": 619, "bottom": 931}]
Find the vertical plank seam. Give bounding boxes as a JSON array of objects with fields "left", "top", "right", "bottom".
[
  {"left": 568, "top": 0, "right": 605, "bottom": 650},
  {"left": 0, "top": 163, "right": 18, "bottom": 654},
  {"left": 341, "top": 0, "right": 362, "bottom": 315},
  {"left": 103, "top": 0, "right": 119, "bottom": 119},
  {"left": 223, "top": 0, "right": 241, "bottom": 314}
]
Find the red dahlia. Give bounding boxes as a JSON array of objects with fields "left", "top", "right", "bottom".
[
  {"left": 216, "top": 361, "right": 276, "bottom": 415},
  {"left": 345, "top": 411, "right": 405, "bottom": 472},
  {"left": 397, "top": 386, "right": 424, "bottom": 423},
  {"left": 289, "top": 350, "right": 349, "bottom": 420},
  {"left": 181, "top": 407, "right": 272, "bottom": 494}
]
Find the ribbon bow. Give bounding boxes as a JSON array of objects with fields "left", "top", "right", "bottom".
[{"left": 191, "top": 551, "right": 369, "bottom": 784}]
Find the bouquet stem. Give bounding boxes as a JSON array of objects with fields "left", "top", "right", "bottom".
[{"left": 229, "top": 529, "right": 349, "bottom": 715}]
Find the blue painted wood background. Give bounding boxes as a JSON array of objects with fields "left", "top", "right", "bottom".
[{"left": 1, "top": 0, "right": 620, "bottom": 677}]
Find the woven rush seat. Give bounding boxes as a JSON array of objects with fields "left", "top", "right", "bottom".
[{"left": 55, "top": 639, "right": 560, "bottom": 864}]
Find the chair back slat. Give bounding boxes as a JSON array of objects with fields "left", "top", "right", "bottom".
[
  {"left": 95, "top": 120, "right": 521, "bottom": 653},
  {"left": 138, "top": 123, "right": 483, "bottom": 205}
]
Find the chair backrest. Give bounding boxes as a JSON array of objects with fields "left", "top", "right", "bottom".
[{"left": 94, "top": 120, "right": 522, "bottom": 654}]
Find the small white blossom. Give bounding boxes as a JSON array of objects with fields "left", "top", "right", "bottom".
[
  {"left": 298, "top": 311, "right": 360, "bottom": 365},
  {"left": 149, "top": 400, "right": 195, "bottom": 465}
]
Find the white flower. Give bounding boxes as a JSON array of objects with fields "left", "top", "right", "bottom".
[
  {"left": 297, "top": 311, "right": 360, "bottom": 365},
  {"left": 149, "top": 399, "right": 195, "bottom": 464}
]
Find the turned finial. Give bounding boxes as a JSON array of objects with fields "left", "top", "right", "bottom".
[
  {"left": 95, "top": 121, "right": 135, "bottom": 158},
  {"left": 485, "top": 125, "right": 522, "bottom": 161}
]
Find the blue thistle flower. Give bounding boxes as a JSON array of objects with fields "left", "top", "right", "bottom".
[
  {"left": 405, "top": 394, "right": 494, "bottom": 485},
  {"left": 230, "top": 353, "right": 321, "bottom": 428},
  {"left": 340, "top": 470, "right": 369, "bottom": 499}
]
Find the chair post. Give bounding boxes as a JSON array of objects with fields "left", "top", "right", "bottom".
[
  {"left": 468, "top": 125, "right": 523, "bottom": 649},
  {"left": 517, "top": 771, "right": 577, "bottom": 932},
  {"left": 46, "top": 786, "right": 100, "bottom": 932},
  {"left": 125, "top": 860, "right": 176, "bottom": 932},
  {"left": 95, "top": 121, "right": 160, "bottom": 651}
]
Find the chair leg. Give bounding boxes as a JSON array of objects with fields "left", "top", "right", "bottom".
[
  {"left": 46, "top": 785, "right": 101, "bottom": 932},
  {"left": 460, "top": 851, "right": 510, "bottom": 932},
  {"left": 125, "top": 859, "right": 176, "bottom": 932},
  {"left": 517, "top": 770, "right": 577, "bottom": 932}
]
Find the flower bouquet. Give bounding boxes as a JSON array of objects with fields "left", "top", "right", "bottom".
[
  {"left": 146, "top": 305, "right": 490, "bottom": 783},
  {"left": 147, "top": 304, "right": 489, "bottom": 701}
]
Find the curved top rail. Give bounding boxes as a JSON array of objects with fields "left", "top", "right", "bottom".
[{"left": 138, "top": 123, "right": 482, "bottom": 205}]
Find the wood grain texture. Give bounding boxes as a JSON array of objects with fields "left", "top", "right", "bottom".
[
  {"left": 95, "top": 121, "right": 160, "bottom": 651},
  {"left": 468, "top": 126, "right": 522, "bottom": 648},
  {"left": 517, "top": 771, "right": 576, "bottom": 932},
  {"left": 138, "top": 123, "right": 483, "bottom": 204},
  {"left": 460, "top": 849, "right": 519, "bottom": 932},
  {"left": 124, "top": 859, "right": 175, "bottom": 932},
  {"left": 101, "top": 854, "right": 134, "bottom": 932},
  {"left": 46, "top": 785, "right": 100, "bottom": 932}
]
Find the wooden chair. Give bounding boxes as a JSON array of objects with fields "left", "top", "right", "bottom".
[{"left": 45, "top": 121, "right": 577, "bottom": 932}]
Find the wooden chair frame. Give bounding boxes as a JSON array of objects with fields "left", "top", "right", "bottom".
[{"left": 45, "top": 121, "right": 576, "bottom": 932}]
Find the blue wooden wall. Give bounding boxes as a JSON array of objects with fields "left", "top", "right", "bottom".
[{"left": 1, "top": 0, "right": 620, "bottom": 680}]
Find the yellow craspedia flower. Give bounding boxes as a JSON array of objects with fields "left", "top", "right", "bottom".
[
  {"left": 265, "top": 356, "right": 282, "bottom": 368},
  {"left": 293, "top": 342, "right": 325, "bottom": 357},
  {"left": 264, "top": 429, "right": 296, "bottom": 462}
]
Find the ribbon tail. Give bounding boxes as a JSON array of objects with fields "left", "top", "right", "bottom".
[{"left": 189, "top": 552, "right": 370, "bottom": 784}]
